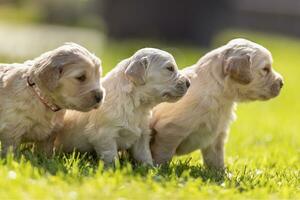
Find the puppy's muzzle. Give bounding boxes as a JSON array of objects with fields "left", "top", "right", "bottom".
[
  {"left": 176, "top": 76, "right": 190, "bottom": 93},
  {"left": 270, "top": 78, "right": 284, "bottom": 97}
]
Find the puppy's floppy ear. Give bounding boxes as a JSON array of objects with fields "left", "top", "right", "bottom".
[
  {"left": 224, "top": 54, "right": 253, "bottom": 84},
  {"left": 125, "top": 56, "right": 148, "bottom": 85},
  {"left": 34, "top": 54, "right": 65, "bottom": 91}
]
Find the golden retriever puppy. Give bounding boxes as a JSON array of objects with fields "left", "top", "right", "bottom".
[
  {"left": 55, "top": 48, "right": 190, "bottom": 165},
  {"left": 0, "top": 43, "right": 104, "bottom": 155},
  {"left": 150, "top": 39, "right": 284, "bottom": 169}
]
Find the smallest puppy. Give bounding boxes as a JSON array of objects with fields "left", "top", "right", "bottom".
[
  {"left": 0, "top": 43, "right": 104, "bottom": 155},
  {"left": 151, "top": 39, "right": 283, "bottom": 169},
  {"left": 55, "top": 48, "right": 190, "bottom": 165}
]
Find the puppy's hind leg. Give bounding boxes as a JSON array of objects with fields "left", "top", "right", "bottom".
[{"left": 151, "top": 127, "right": 185, "bottom": 165}]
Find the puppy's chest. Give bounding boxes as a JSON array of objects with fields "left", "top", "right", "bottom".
[
  {"left": 116, "top": 128, "right": 141, "bottom": 150},
  {"left": 0, "top": 94, "right": 59, "bottom": 141},
  {"left": 22, "top": 111, "right": 59, "bottom": 141},
  {"left": 21, "top": 102, "right": 65, "bottom": 141}
]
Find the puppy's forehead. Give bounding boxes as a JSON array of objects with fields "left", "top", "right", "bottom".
[
  {"left": 227, "top": 38, "right": 273, "bottom": 62},
  {"left": 250, "top": 44, "right": 273, "bottom": 66},
  {"left": 56, "top": 43, "right": 91, "bottom": 57},
  {"left": 252, "top": 52, "right": 273, "bottom": 68},
  {"left": 228, "top": 38, "right": 271, "bottom": 53},
  {"left": 54, "top": 43, "right": 101, "bottom": 70},
  {"left": 133, "top": 48, "right": 174, "bottom": 62}
]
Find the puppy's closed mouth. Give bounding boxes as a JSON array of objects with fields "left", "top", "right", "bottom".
[
  {"left": 93, "top": 103, "right": 100, "bottom": 109},
  {"left": 162, "top": 92, "right": 184, "bottom": 99},
  {"left": 83, "top": 103, "right": 101, "bottom": 110}
]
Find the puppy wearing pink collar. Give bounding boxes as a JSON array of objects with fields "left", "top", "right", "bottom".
[{"left": 0, "top": 43, "right": 104, "bottom": 155}]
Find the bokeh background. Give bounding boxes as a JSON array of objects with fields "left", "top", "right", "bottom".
[
  {"left": 2, "top": 0, "right": 300, "bottom": 68},
  {"left": 0, "top": 0, "right": 299, "bottom": 198}
]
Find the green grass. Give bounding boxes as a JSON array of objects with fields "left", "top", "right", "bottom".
[{"left": 0, "top": 30, "right": 299, "bottom": 199}]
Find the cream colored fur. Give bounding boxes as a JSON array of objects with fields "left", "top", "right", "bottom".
[
  {"left": 0, "top": 43, "right": 104, "bottom": 155},
  {"left": 150, "top": 39, "right": 284, "bottom": 169},
  {"left": 55, "top": 48, "right": 190, "bottom": 165}
]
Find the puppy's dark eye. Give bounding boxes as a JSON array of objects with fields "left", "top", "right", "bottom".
[
  {"left": 263, "top": 67, "right": 270, "bottom": 73},
  {"left": 76, "top": 74, "right": 86, "bottom": 82},
  {"left": 166, "top": 66, "right": 174, "bottom": 72}
]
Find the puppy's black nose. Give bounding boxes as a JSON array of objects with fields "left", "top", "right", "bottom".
[
  {"left": 94, "top": 90, "right": 103, "bottom": 103},
  {"left": 279, "top": 79, "right": 284, "bottom": 89},
  {"left": 186, "top": 80, "right": 190, "bottom": 88}
]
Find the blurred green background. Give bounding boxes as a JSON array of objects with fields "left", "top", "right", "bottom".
[{"left": 0, "top": 0, "right": 299, "bottom": 199}]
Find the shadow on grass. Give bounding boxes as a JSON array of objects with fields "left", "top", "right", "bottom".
[
  {"left": 2, "top": 147, "right": 225, "bottom": 185},
  {"left": 153, "top": 159, "right": 226, "bottom": 184}
]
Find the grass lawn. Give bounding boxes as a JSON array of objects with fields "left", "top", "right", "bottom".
[{"left": 0, "top": 30, "right": 299, "bottom": 199}]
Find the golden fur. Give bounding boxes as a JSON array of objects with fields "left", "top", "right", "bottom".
[
  {"left": 55, "top": 48, "right": 190, "bottom": 165},
  {"left": 0, "top": 43, "right": 104, "bottom": 155},
  {"left": 150, "top": 39, "right": 284, "bottom": 168}
]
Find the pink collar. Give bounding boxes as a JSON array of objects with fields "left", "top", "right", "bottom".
[{"left": 27, "top": 77, "right": 61, "bottom": 112}]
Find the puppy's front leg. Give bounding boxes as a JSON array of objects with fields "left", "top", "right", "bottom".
[
  {"left": 201, "top": 132, "right": 226, "bottom": 169},
  {"left": 93, "top": 137, "right": 118, "bottom": 165},
  {"left": 36, "top": 131, "right": 58, "bottom": 157},
  {"left": 131, "top": 130, "right": 153, "bottom": 166}
]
